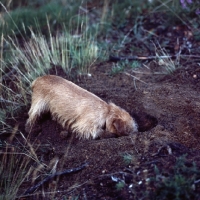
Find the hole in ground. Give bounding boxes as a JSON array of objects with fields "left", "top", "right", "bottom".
[{"left": 132, "top": 112, "right": 158, "bottom": 132}]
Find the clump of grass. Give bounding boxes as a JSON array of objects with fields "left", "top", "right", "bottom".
[
  {"left": 111, "top": 62, "right": 126, "bottom": 75},
  {"left": 110, "top": 60, "right": 140, "bottom": 75},
  {"left": 154, "top": 43, "right": 180, "bottom": 74}
]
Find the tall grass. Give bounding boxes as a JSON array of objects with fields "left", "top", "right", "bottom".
[{"left": 0, "top": 128, "right": 44, "bottom": 200}]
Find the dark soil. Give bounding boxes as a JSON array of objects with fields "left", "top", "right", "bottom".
[{"left": 12, "top": 59, "right": 200, "bottom": 199}]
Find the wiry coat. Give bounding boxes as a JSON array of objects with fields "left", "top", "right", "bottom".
[{"left": 26, "top": 75, "right": 138, "bottom": 139}]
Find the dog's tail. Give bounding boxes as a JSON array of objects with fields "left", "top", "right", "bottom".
[
  {"left": 25, "top": 99, "right": 48, "bottom": 132},
  {"left": 31, "top": 79, "right": 37, "bottom": 90}
]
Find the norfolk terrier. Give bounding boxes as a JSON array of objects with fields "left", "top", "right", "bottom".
[{"left": 26, "top": 75, "right": 138, "bottom": 139}]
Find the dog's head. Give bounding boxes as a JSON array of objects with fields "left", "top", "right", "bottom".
[{"left": 106, "top": 103, "right": 138, "bottom": 136}]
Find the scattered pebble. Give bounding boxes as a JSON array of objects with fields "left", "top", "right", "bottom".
[
  {"left": 193, "top": 74, "right": 197, "bottom": 79},
  {"left": 138, "top": 181, "right": 143, "bottom": 185}
]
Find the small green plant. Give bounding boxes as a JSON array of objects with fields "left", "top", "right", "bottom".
[
  {"left": 150, "top": 155, "right": 200, "bottom": 200},
  {"left": 123, "top": 153, "right": 133, "bottom": 165},
  {"left": 111, "top": 62, "right": 126, "bottom": 75},
  {"left": 116, "top": 181, "right": 125, "bottom": 191},
  {"left": 130, "top": 60, "right": 140, "bottom": 69},
  {"left": 110, "top": 60, "right": 140, "bottom": 75}
]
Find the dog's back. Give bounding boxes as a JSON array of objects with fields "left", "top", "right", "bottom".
[{"left": 32, "top": 75, "right": 104, "bottom": 102}]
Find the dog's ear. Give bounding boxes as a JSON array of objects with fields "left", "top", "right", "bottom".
[{"left": 113, "top": 118, "right": 128, "bottom": 136}]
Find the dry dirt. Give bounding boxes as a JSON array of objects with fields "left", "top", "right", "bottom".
[{"left": 12, "top": 60, "right": 200, "bottom": 199}]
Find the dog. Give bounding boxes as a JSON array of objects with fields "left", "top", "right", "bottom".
[{"left": 26, "top": 75, "right": 138, "bottom": 139}]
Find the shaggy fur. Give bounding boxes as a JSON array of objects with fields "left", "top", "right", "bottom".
[{"left": 26, "top": 75, "right": 138, "bottom": 139}]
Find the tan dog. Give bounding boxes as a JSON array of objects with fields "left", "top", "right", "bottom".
[{"left": 26, "top": 75, "right": 138, "bottom": 139}]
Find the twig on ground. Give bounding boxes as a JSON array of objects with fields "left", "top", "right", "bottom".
[
  {"left": 109, "top": 55, "right": 173, "bottom": 62},
  {"left": 123, "top": 72, "right": 147, "bottom": 85},
  {"left": 23, "top": 162, "right": 89, "bottom": 195},
  {"left": 109, "top": 54, "right": 200, "bottom": 62}
]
